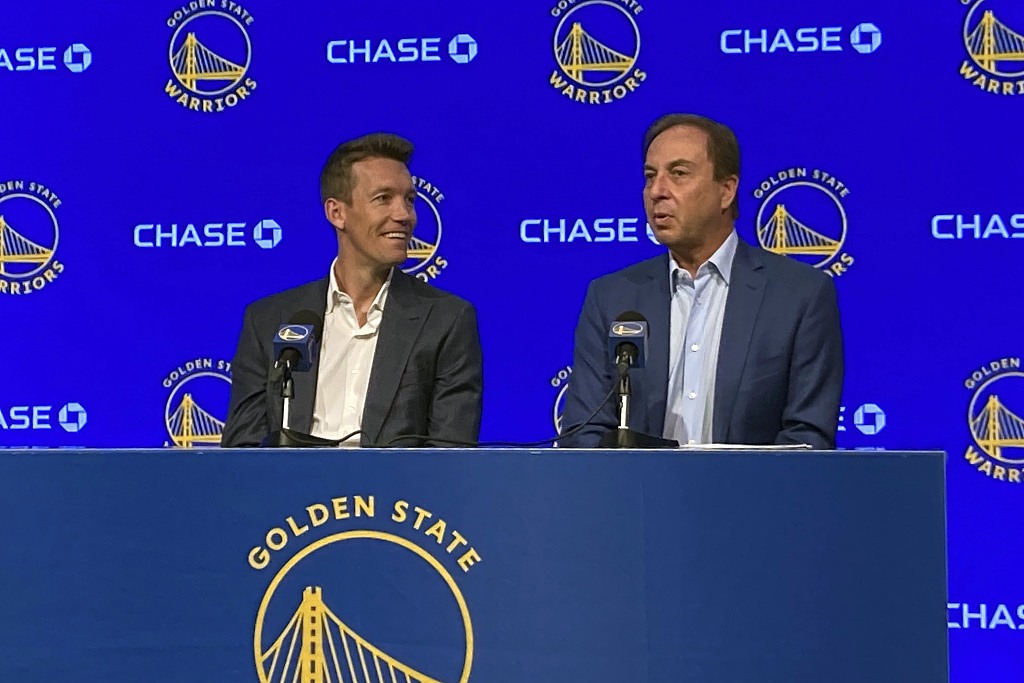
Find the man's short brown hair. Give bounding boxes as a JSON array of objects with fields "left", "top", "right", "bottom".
[
  {"left": 642, "top": 114, "right": 741, "bottom": 220},
  {"left": 319, "top": 133, "right": 414, "bottom": 205}
]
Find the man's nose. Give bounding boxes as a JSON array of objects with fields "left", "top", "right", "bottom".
[
  {"left": 392, "top": 202, "right": 415, "bottom": 225},
  {"left": 647, "top": 173, "right": 670, "bottom": 200}
]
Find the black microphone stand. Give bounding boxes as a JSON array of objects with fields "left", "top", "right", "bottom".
[
  {"left": 264, "top": 360, "right": 342, "bottom": 448},
  {"left": 598, "top": 360, "right": 678, "bottom": 449}
]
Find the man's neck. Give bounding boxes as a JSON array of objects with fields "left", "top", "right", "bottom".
[
  {"left": 333, "top": 255, "right": 391, "bottom": 326},
  {"left": 669, "top": 224, "right": 734, "bottom": 278}
]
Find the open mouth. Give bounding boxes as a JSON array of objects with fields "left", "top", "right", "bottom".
[{"left": 382, "top": 232, "right": 409, "bottom": 241}]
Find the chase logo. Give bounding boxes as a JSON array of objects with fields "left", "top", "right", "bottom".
[
  {"left": 963, "top": 357, "right": 1024, "bottom": 483},
  {"left": 63, "top": 44, "right": 92, "bottom": 72},
  {"left": 0, "top": 44, "right": 91, "bottom": 72},
  {"left": 0, "top": 403, "right": 86, "bottom": 432},
  {"left": 163, "top": 2, "right": 257, "bottom": 113},
  {"left": 850, "top": 23, "right": 883, "bottom": 53},
  {"left": 612, "top": 323, "right": 644, "bottom": 336},
  {"left": 0, "top": 180, "right": 65, "bottom": 296},
  {"left": 720, "top": 23, "right": 881, "bottom": 54},
  {"left": 327, "top": 34, "right": 478, "bottom": 65},
  {"left": 277, "top": 326, "right": 308, "bottom": 342},
  {"left": 253, "top": 219, "right": 282, "bottom": 249},
  {"left": 753, "top": 167, "right": 856, "bottom": 278},
  {"left": 405, "top": 176, "right": 449, "bottom": 282},
  {"left": 931, "top": 212, "right": 1024, "bottom": 239},
  {"left": 548, "top": 0, "right": 646, "bottom": 104},
  {"left": 249, "top": 497, "right": 480, "bottom": 683},
  {"left": 853, "top": 403, "right": 886, "bottom": 435},
  {"left": 958, "top": 1, "right": 1024, "bottom": 96},
  {"left": 448, "top": 34, "right": 478, "bottom": 63},
  {"left": 133, "top": 219, "right": 281, "bottom": 249},
  {"left": 162, "top": 358, "right": 232, "bottom": 448}
]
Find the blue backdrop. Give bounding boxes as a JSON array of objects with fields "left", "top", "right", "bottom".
[{"left": 2, "top": 0, "right": 1022, "bottom": 679}]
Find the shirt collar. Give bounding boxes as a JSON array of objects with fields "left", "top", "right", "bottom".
[
  {"left": 326, "top": 258, "right": 393, "bottom": 313},
  {"left": 668, "top": 229, "right": 739, "bottom": 287}
]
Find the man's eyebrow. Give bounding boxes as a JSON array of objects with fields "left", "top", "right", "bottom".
[{"left": 644, "top": 159, "right": 696, "bottom": 171}]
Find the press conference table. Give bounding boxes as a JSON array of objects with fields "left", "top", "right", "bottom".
[{"left": 0, "top": 448, "right": 948, "bottom": 683}]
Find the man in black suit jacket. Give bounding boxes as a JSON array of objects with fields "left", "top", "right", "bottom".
[
  {"left": 222, "top": 133, "right": 482, "bottom": 447},
  {"left": 562, "top": 115, "right": 843, "bottom": 449}
]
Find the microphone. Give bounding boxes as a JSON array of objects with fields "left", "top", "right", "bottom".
[
  {"left": 265, "top": 309, "right": 339, "bottom": 448},
  {"left": 273, "top": 310, "right": 323, "bottom": 373},
  {"left": 607, "top": 311, "right": 648, "bottom": 374},
  {"left": 598, "top": 310, "right": 678, "bottom": 449}
]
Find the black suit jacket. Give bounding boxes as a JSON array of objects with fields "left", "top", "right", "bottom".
[
  {"left": 561, "top": 239, "right": 844, "bottom": 449},
  {"left": 222, "top": 269, "right": 483, "bottom": 447}
]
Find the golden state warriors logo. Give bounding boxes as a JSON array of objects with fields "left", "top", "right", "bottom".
[
  {"left": 548, "top": 0, "right": 646, "bottom": 104},
  {"left": 550, "top": 365, "right": 573, "bottom": 434},
  {"left": 161, "top": 357, "right": 232, "bottom": 447},
  {"left": 753, "top": 167, "right": 855, "bottom": 278},
  {"left": 964, "top": 357, "right": 1024, "bottom": 483},
  {"left": 405, "top": 176, "right": 449, "bottom": 282},
  {"left": 250, "top": 496, "right": 480, "bottom": 683},
  {"left": 958, "top": 0, "right": 1024, "bottom": 96},
  {"left": 0, "top": 180, "right": 64, "bottom": 295},
  {"left": 163, "top": 2, "right": 257, "bottom": 112}
]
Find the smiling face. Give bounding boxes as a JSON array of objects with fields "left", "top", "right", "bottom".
[
  {"left": 643, "top": 125, "right": 737, "bottom": 252},
  {"left": 326, "top": 156, "right": 417, "bottom": 270}
]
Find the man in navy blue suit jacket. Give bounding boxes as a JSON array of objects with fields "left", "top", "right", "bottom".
[{"left": 561, "top": 115, "right": 843, "bottom": 449}]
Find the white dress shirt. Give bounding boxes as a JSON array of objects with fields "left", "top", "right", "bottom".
[
  {"left": 663, "top": 230, "right": 738, "bottom": 445},
  {"left": 310, "top": 260, "right": 392, "bottom": 444}
]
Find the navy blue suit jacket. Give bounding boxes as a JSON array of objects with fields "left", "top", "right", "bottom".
[
  {"left": 561, "top": 238, "right": 843, "bottom": 449},
  {"left": 222, "top": 269, "right": 483, "bottom": 447}
]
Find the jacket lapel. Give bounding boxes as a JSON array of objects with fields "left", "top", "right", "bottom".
[
  {"left": 713, "top": 240, "right": 766, "bottom": 442},
  {"left": 638, "top": 254, "right": 672, "bottom": 437},
  {"left": 361, "top": 271, "right": 430, "bottom": 443},
  {"left": 289, "top": 277, "right": 330, "bottom": 434}
]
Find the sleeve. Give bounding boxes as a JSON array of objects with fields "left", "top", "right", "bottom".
[
  {"left": 559, "top": 280, "right": 618, "bottom": 447},
  {"left": 426, "top": 302, "right": 484, "bottom": 445},
  {"left": 221, "top": 304, "right": 272, "bottom": 447},
  {"left": 776, "top": 276, "right": 844, "bottom": 449}
]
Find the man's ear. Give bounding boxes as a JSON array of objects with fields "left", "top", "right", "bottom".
[
  {"left": 324, "top": 197, "right": 346, "bottom": 232},
  {"left": 720, "top": 174, "right": 739, "bottom": 212}
]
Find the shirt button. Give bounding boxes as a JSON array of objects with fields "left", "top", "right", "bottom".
[
  {"left": 690, "top": 344, "right": 699, "bottom": 352},
  {"left": 696, "top": 298, "right": 703, "bottom": 305},
  {"left": 688, "top": 391, "right": 697, "bottom": 399},
  {"left": 688, "top": 439, "right": 696, "bottom": 445}
]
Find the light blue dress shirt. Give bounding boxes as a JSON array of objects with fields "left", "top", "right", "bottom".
[{"left": 663, "top": 230, "right": 738, "bottom": 444}]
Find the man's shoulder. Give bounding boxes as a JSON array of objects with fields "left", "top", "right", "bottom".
[
  {"left": 394, "top": 270, "right": 475, "bottom": 314},
  {"left": 243, "top": 277, "right": 328, "bottom": 320},
  {"left": 588, "top": 253, "right": 667, "bottom": 293}
]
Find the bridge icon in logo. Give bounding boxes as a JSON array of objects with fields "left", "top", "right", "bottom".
[
  {"left": 554, "top": 3, "right": 639, "bottom": 88},
  {"left": 612, "top": 323, "right": 643, "bottom": 335},
  {"left": 758, "top": 204, "right": 842, "bottom": 259},
  {"left": 964, "top": 3, "right": 1024, "bottom": 77},
  {"left": 164, "top": 370, "right": 230, "bottom": 448},
  {"left": 0, "top": 193, "right": 59, "bottom": 280},
  {"left": 278, "top": 326, "right": 308, "bottom": 342},
  {"left": 969, "top": 374, "right": 1024, "bottom": 463},
  {"left": 255, "top": 531, "right": 473, "bottom": 683},
  {"left": 169, "top": 11, "right": 252, "bottom": 95},
  {"left": 0, "top": 214, "right": 55, "bottom": 277},
  {"left": 755, "top": 180, "right": 848, "bottom": 271}
]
